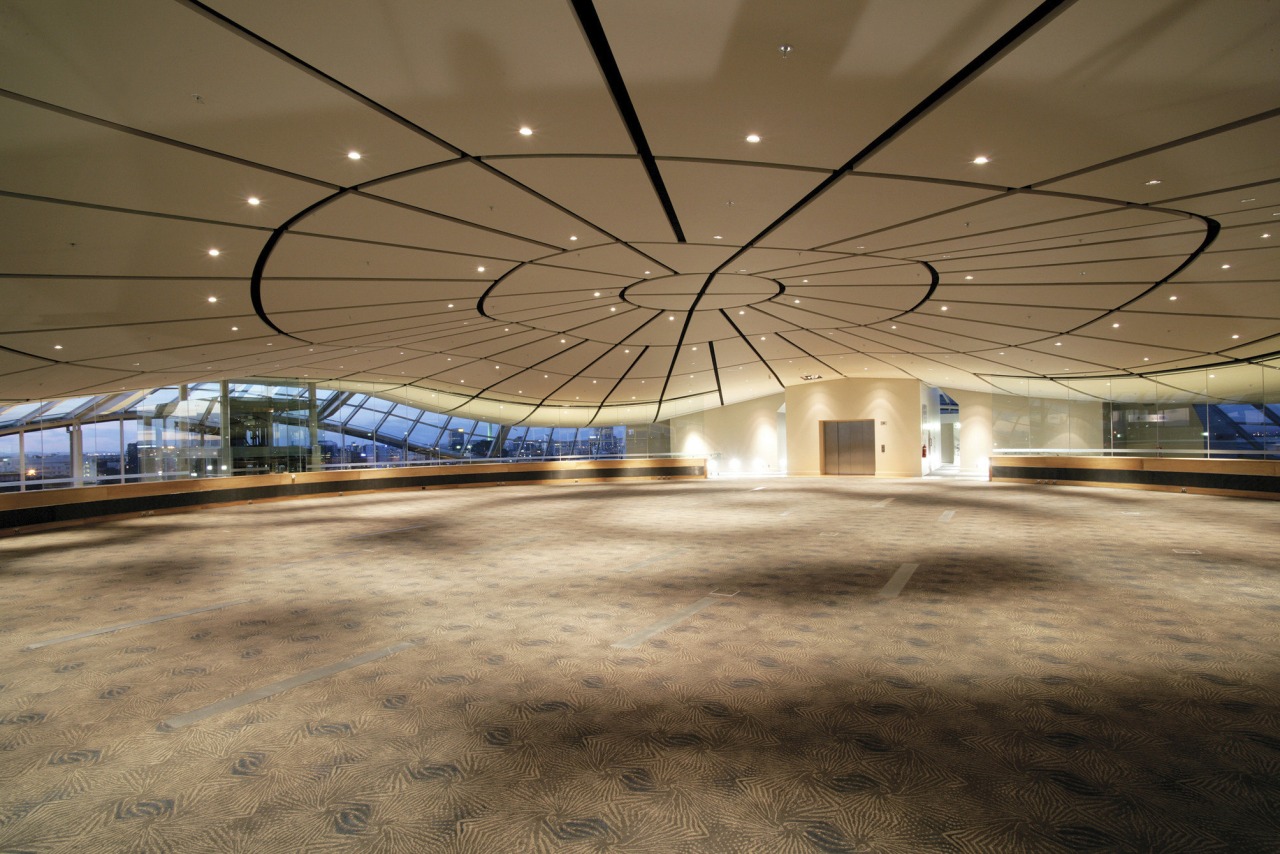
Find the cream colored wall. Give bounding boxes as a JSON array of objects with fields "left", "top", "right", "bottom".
[
  {"left": 669, "top": 393, "right": 785, "bottom": 475},
  {"left": 667, "top": 382, "right": 1103, "bottom": 480},
  {"left": 946, "top": 388, "right": 994, "bottom": 476},
  {"left": 784, "top": 378, "right": 924, "bottom": 477}
]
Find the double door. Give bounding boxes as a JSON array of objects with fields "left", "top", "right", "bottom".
[{"left": 821, "top": 419, "right": 875, "bottom": 475}]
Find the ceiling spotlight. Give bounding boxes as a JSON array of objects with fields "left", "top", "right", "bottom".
[
  {"left": 1263, "top": 233, "right": 1272, "bottom": 239},
  {"left": 1221, "top": 263, "right": 1231, "bottom": 269},
  {"left": 1144, "top": 179, "right": 1161, "bottom": 186},
  {"left": 669, "top": 315, "right": 675, "bottom": 320},
  {"left": 447, "top": 303, "right": 454, "bottom": 308},
  {"left": 1054, "top": 341, "right": 1062, "bottom": 346},
  {"left": 570, "top": 235, "right": 578, "bottom": 241},
  {"left": 518, "top": 126, "right": 533, "bottom": 136},
  {"left": 54, "top": 344, "right": 63, "bottom": 350},
  {"left": 477, "top": 266, "right": 486, "bottom": 272},
  {"left": 745, "top": 134, "right": 761, "bottom": 143},
  {"left": 794, "top": 299, "right": 800, "bottom": 303},
  {"left": 940, "top": 306, "right": 948, "bottom": 311},
  {"left": 1231, "top": 334, "right": 1240, "bottom": 339},
  {"left": 778, "top": 44, "right": 793, "bottom": 56},
  {"left": 1111, "top": 322, "right": 1120, "bottom": 328},
  {"left": 231, "top": 326, "right": 238, "bottom": 331},
  {"left": 1169, "top": 295, "right": 1178, "bottom": 301},
  {"left": 713, "top": 235, "right": 722, "bottom": 240},
  {"left": 1241, "top": 198, "right": 1256, "bottom": 203},
  {"left": 972, "top": 156, "right": 990, "bottom": 165},
  {"left": 207, "top": 296, "right": 218, "bottom": 303},
  {"left": 610, "top": 307, "right": 616, "bottom": 312},
  {"left": 208, "top": 248, "right": 220, "bottom": 256},
  {"left": 347, "top": 151, "right": 362, "bottom": 160},
  {"left": 594, "top": 292, "right": 601, "bottom": 297},
  {"left": 246, "top": 196, "right": 261, "bottom": 206}
]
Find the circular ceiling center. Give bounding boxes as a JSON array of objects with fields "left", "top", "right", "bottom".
[{"left": 623, "top": 273, "right": 782, "bottom": 311}]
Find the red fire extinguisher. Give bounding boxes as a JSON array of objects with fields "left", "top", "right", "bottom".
[{"left": 922, "top": 444, "right": 927, "bottom": 458}]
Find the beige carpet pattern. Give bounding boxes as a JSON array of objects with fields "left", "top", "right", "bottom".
[{"left": 1, "top": 478, "right": 1278, "bottom": 852}]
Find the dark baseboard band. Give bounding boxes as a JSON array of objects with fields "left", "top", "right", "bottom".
[
  {"left": 991, "top": 457, "right": 1279, "bottom": 500},
  {"left": 0, "top": 459, "right": 707, "bottom": 534}
]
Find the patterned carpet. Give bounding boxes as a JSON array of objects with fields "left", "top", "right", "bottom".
[{"left": 1, "top": 477, "right": 1278, "bottom": 853}]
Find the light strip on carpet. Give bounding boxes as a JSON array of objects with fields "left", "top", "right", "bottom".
[
  {"left": 618, "top": 547, "right": 686, "bottom": 573},
  {"left": 939, "top": 510, "right": 956, "bottom": 522},
  {"left": 23, "top": 599, "right": 253, "bottom": 650},
  {"left": 159, "top": 640, "right": 417, "bottom": 730},
  {"left": 878, "top": 563, "right": 920, "bottom": 598},
  {"left": 612, "top": 597, "right": 721, "bottom": 649}
]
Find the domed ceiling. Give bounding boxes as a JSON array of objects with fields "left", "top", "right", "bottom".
[{"left": 2, "top": 0, "right": 1278, "bottom": 425}]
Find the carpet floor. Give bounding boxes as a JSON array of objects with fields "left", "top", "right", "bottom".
[{"left": 1, "top": 477, "right": 1277, "bottom": 853}]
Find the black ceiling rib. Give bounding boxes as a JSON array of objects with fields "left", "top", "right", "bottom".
[
  {"left": 250, "top": 189, "right": 352, "bottom": 341},
  {"left": 570, "top": 0, "right": 685, "bottom": 243},
  {"left": 653, "top": 272, "right": 715, "bottom": 404},
  {"left": 707, "top": 342, "right": 726, "bottom": 407}
]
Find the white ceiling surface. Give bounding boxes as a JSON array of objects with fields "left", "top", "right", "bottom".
[{"left": 1, "top": 0, "right": 1278, "bottom": 425}]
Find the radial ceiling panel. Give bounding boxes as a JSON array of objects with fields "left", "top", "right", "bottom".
[
  {"left": 656, "top": 161, "right": 826, "bottom": 245},
  {"left": 930, "top": 283, "right": 1148, "bottom": 309},
  {"left": 886, "top": 206, "right": 1192, "bottom": 259},
  {"left": 761, "top": 175, "right": 1000, "bottom": 250},
  {"left": 490, "top": 157, "right": 675, "bottom": 242},
  {"left": 206, "top": 0, "right": 634, "bottom": 157},
  {"left": 295, "top": 194, "right": 550, "bottom": 261},
  {"left": 1042, "top": 115, "right": 1280, "bottom": 201},
  {"left": 595, "top": 0, "right": 1040, "bottom": 169},
  {"left": 262, "top": 280, "right": 488, "bottom": 313},
  {"left": 2, "top": 278, "right": 247, "bottom": 331},
  {"left": 2, "top": 1, "right": 1277, "bottom": 413},
  {"left": 1165, "top": 183, "right": 1280, "bottom": 219},
  {"left": 530, "top": 243, "right": 661, "bottom": 278},
  {"left": 859, "top": 0, "right": 1280, "bottom": 187},
  {"left": 0, "top": 0, "right": 454, "bottom": 184},
  {"left": 0, "top": 96, "right": 332, "bottom": 224},
  {"left": 262, "top": 233, "right": 514, "bottom": 282},
  {"left": 365, "top": 161, "right": 607, "bottom": 250},
  {"left": 1, "top": 196, "right": 263, "bottom": 278}
]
